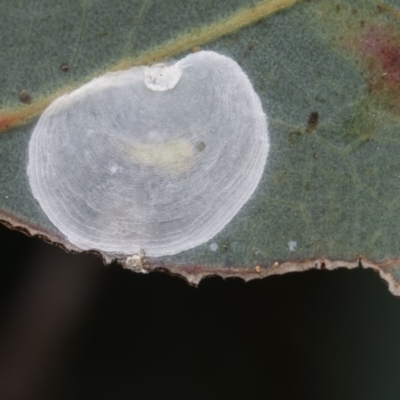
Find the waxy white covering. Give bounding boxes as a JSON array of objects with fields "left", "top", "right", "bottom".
[{"left": 28, "top": 51, "right": 269, "bottom": 256}]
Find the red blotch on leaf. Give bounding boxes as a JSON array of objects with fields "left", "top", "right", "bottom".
[{"left": 359, "top": 27, "right": 400, "bottom": 93}]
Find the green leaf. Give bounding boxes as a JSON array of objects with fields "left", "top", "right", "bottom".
[{"left": 2, "top": 0, "right": 400, "bottom": 294}]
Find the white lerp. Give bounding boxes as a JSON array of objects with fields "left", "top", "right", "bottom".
[{"left": 28, "top": 51, "right": 269, "bottom": 256}]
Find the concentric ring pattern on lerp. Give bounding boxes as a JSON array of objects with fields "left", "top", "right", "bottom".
[{"left": 27, "top": 51, "right": 269, "bottom": 257}]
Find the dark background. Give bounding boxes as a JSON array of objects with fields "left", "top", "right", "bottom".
[{"left": 0, "top": 222, "right": 399, "bottom": 400}]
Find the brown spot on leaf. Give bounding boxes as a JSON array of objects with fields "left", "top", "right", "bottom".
[
  {"left": 59, "top": 62, "right": 69, "bottom": 73},
  {"left": 221, "top": 243, "right": 230, "bottom": 252},
  {"left": 306, "top": 111, "right": 319, "bottom": 133},
  {"left": 19, "top": 90, "right": 31, "bottom": 104}
]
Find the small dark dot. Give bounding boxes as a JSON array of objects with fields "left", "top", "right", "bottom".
[
  {"left": 312, "top": 152, "right": 319, "bottom": 159},
  {"left": 59, "top": 62, "right": 70, "bottom": 73},
  {"left": 196, "top": 141, "right": 206, "bottom": 151},
  {"left": 221, "top": 243, "right": 230, "bottom": 252},
  {"left": 360, "top": 20, "right": 365, "bottom": 28},
  {"left": 306, "top": 111, "right": 319, "bottom": 133},
  {"left": 19, "top": 90, "right": 31, "bottom": 104}
]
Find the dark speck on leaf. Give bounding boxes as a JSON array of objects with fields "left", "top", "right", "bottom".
[
  {"left": 19, "top": 90, "right": 31, "bottom": 104},
  {"left": 59, "top": 62, "right": 69, "bottom": 73},
  {"left": 306, "top": 111, "right": 319, "bottom": 133},
  {"left": 196, "top": 141, "right": 206, "bottom": 151},
  {"left": 222, "top": 243, "right": 230, "bottom": 252},
  {"left": 239, "top": 44, "right": 255, "bottom": 65}
]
